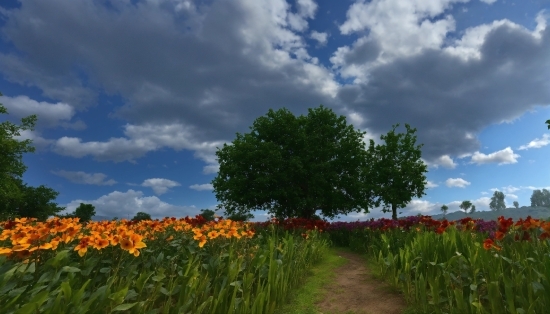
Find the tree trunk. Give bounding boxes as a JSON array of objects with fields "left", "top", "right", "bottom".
[{"left": 392, "top": 203, "right": 398, "bottom": 220}]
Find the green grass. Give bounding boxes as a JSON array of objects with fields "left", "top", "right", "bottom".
[
  {"left": 274, "top": 245, "right": 428, "bottom": 314},
  {"left": 274, "top": 246, "right": 348, "bottom": 314}
]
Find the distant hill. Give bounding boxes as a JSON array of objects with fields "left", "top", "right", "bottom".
[{"left": 428, "top": 206, "right": 550, "bottom": 222}]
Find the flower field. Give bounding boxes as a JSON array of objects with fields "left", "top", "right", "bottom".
[{"left": 0, "top": 214, "right": 549, "bottom": 313}]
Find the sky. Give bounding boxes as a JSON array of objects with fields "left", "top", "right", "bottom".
[{"left": 0, "top": 0, "right": 549, "bottom": 222}]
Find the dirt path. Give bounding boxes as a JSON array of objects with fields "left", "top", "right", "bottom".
[{"left": 314, "top": 250, "right": 409, "bottom": 314}]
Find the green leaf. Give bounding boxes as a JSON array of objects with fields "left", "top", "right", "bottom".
[
  {"left": 112, "top": 303, "right": 138, "bottom": 311},
  {"left": 60, "top": 280, "right": 72, "bottom": 300},
  {"left": 61, "top": 266, "right": 81, "bottom": 273}
]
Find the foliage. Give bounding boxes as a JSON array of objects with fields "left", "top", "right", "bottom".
[
  {"left": 459, "top": 201, "right": 472, "bottom": 215},
  {"left": 226, "top": 212, "right": 254, "bottom": 222},
  {"left": 0, "top": 92, "right": 64, "bottom": 221},
  {"left": 58, "top": 203, "right": 96, "bottom": 223},
  {"left": 530, "top": 189, "right": 550, "bottom": 208},
  {"left": 131, "top": 211, "right": 152, "bottom": 222},
  {"left": 0, "top": 92, "right": 37, "bottom": 203},
  {"left": 470, "top": 205, "right": 476, "bottom": 213},
  {"left": 199, "top": 209, "right": 216, "bottom": 222},
  {"left": 327, "top": 215, "right": 550, "bottom": 314},
  {"left": 211, "top": 105, "right": 382, "bottom": 220},
  {"left": 2, "top": 177, "right": 65, "bottom": 221},
  {"left": 489, "top": 191, "right": 506, "bottom": 211},
  {"left": 513, "top": 201, "right": 519, "bottom": 209},
  {"left": 440, "top": 205, "right": 448, "bottom": 217},
  {"left": 0, "top": 215, "right": 329, "bottom": 313},
  {"left": 363, "top": 123, "right": 429, "bottom": 220}
]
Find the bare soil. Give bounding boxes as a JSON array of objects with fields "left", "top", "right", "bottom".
[{"left": 314, "top": 250, "right": 409, "bottom": 314}]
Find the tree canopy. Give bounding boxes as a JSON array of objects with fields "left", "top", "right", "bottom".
[
  {"left": 212, "top": 105, "right": 384, "bottom": 220},
  {"left": 489, "top": 191, "right": 506, "bottom": 211},
  {"left": 459, "top": 200, "right": 473, "bottom": 215},
  {"left": 212, "top": 105, "right": 428, "bottom": 220},
  {"left": 0, "top": 92, "right": 64, "bottom": 221},
  {"left": 132, "top": 211, "right": 152, "bottom": 222},
  {"left": 530, "top": 189, "right": 550, "bottom": 208},
  {"left": 363, "top": 123, "right": 429, "bottom": 220}
]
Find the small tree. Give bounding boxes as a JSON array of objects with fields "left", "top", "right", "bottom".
[
  {"left": 200, "top": 209, "right": 216, "bottom": 221},
  {"left": 470, "top": 205, "right": 476, "bottom": 214},
  {"left": 440, "top": 205, "right": 448, "bottom": 218},
  {"left": 459, "top": 200, "right": 472, "bottom": 215},
  {"left": 364, "top": 123, "right": 429, "bottom": 220},
  {"left": 132, "top": 211, "right": 152, "bottom": 222},
  {"left": 489, "top": 191, "right": 506, "bottom": 211},
  {"left": 513, "top": 201, "right": 519, "bottom": 209},
  {"left": 74, "top": 203, "right": 96, "bottom": 223}
]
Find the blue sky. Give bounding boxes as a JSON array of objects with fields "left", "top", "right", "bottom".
[{"left": 0, "top": 0, "right": 549, "bottom": 222}]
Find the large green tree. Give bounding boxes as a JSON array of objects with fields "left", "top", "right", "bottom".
[
  {"left": 363, "top": 123, "right": 429, "bottom": 220},
  {"left": 489, "top": 191, "right": 506, "bottom": 211},
  {"left": 530, "top": 189, "right": 550, "bottom": 208},
  {"left": 211, "top": 105, "right": 381, "bottom": 220},
  {"left": 0, "top": 92, "right": 65, "bottom": 221}
]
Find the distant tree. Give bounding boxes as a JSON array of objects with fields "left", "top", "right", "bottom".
[
  {"left": 226, "top": 212, "right": 254, "bottom": 222},
  {"left": 440, "top": 205, "right": 448, "bottom": 218},
  {"left": 200, "top": 209, "right": 216, "bottom": 221},
  {"left": 546, "top": 119, "right": 550, "bottom": 130},
  {"left": 364, "top": 123, "right": 429, "bottom": 220},
  {"left": 212, "top": 105, "right": 383, "bottom": 220},
  {"left": 513, "top": 201, "right": 519, "bottom": 209},
  {"left": 470, "top": 205, "right": 476, "bottom": 214},
  {"left": 530, "top": 189, "right": 550, "bottom": 208},
  {"left": 459, "top": 201, "right": 472, "bottom": 215},
  {"left": 74, "top": 203, "right": 96, "bottom": 223},
  {"left": 489, "top": 191, "right": 506, "bottom": 211},
  {"left": 132, "top": 211, "right": 152, "bottom": 222},
  {"left": 112, "top": 217, "right": 119, "bottom": 221}
]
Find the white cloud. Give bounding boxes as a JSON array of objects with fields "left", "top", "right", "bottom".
[
  {"left": 0, "top": 94, "right": 85, "bottom": 130},
  {"left": 339, "top": 0, "right": 466, "bottom": 59},
  {"left": 469, "top": 147, "right": 521, "bottom": 165},
  {"left": 310, "top": 30, "right": 328, "bottom": 45},
  {"left": 51, "top": 170, "right": 117, "bottom": 186},
  {"left": 517, "top": 134, "right": 550, "bottom": 150},
  {"left": 189, "top": 183, "right": 214, "bottom": 191},
  {"left": 58, "top": 189, "right": 197, "bottom": 219},
  {"left": 479, "top": 0, "right": 497, "bottom": 4},
  {"left": 445, "top": 178, "right": 471, "bottom": 188},
  {"left": 141, "top": 178, "right": 181, "bottom": 195}
]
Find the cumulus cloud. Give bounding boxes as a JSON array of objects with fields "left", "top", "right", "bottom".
[
  {"left": 58, "top": 189, "right": 197, "bottom": 219},
  {"left": 51, "top": 170, "right": 117, "bottom": 186},
  {"left": 189, "top": 183, "right": 214, "bottom": 191},
  {"left": 446, "top": 178, "right": 471, "bottom": 188},
  {"left": 468, "top": 147, "right": 521, "bottom": 165},
  {"left": 310, "top": 30, "right": 328, "bottom": 45},
  {"left": 517, "top": 134, "right": 550, "bottom": 150},
  {"left": 141, "top": 178, "right": 181, "bottom": 195}
]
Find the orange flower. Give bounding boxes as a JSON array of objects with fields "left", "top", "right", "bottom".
[
  {"left": 483, "top": 238, "right": 501, "bottom": 251},
  {"left": 74, "top": 237, "right": 91, "bottom": 257},
  {"left": 198, "top": 235, "right": 207, "bottom": 248},
  {"left": 207, "top": 230, "right": 220, "bottom": 239},
  {"left": 92, "top": 237, "right": 110, "bottom": 250},
  {"left": 119, "top": 233, "right": 147, "bottom": 256},
  {"left": 495, "top": 231, "right": 505, "bottom": 241}
]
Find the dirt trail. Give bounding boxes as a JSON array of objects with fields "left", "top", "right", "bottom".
[{"left": 314, "top": 250, "right": 409, "bottom": 314}]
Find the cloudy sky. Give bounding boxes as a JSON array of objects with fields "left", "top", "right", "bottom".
[{"left": 0, "top": 0, "right": 549, "bottom": 222}]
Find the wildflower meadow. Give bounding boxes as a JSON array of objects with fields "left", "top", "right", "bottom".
[{"left": 1, "top": 213, "right": 549, "bottom": 313}]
